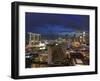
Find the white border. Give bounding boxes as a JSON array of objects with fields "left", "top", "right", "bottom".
[{"left": 19, "top": 5, "right": 95, "bottom": 76}]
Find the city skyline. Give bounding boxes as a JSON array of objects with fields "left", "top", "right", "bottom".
[{"left": 25, "top": 12, "right": 90, "bottom": 68}]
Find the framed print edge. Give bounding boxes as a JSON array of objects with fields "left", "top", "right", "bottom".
[
  {"left": 11, "top": 2, "right": 19, "bottom": 79},
  {"left": 11, "top": 1, "right": 98, "bottom": 79},
  {"left": 95, "top": 6, "right": 98, "bottom": 74}
]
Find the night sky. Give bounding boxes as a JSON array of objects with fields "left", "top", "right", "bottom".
[{"left": 25, "top": 12, "right": 89, "bottom": 35}]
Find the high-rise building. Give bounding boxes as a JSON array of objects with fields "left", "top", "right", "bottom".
[
  {"left": 26, "top": 32, "right": 41, "bottom": 45},
  {"left": 47, "top": 44, "right": 65, "bottom": 65}
]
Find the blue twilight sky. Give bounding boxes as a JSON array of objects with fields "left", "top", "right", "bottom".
[{"left": 25, "top": 12, "right": 89, "bottom": 35}]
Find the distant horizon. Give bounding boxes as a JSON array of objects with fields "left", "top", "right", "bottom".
[
  {"left": 26, "top": 31, "right": 89, "bottom": 34},
  {"left": 26, "top": 31, "right": 89, "bottom": 40}
]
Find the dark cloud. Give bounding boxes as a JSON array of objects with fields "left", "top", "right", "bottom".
[{"left": 25, "top": 12, "right": 89, "bottom": 34}]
